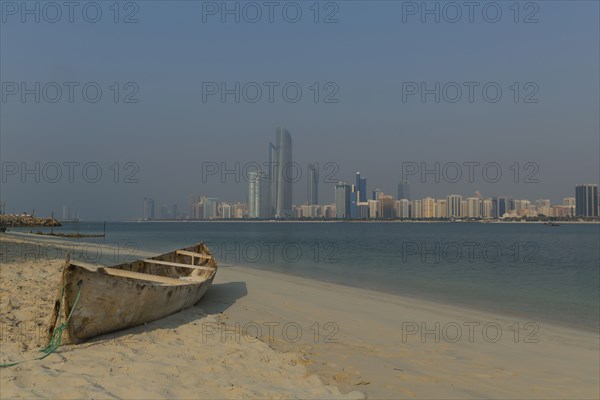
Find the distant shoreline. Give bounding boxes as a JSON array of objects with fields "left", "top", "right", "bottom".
[{"left": 113, "top": 219, "right": 600, "bottom": 224}]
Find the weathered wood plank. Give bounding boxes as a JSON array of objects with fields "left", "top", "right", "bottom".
[
  {"left": 176, "top": 250, "right": 213, "bottom": 260},
  {"left": 143, "top": 259, "right": 216, "bottom": 271},
  {"left": 99, "top": 267, "right": 187, "bottom": 285}
]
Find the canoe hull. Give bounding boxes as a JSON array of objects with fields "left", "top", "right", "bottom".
[{"left": 50, "top": 243, "right": 217, "bottom": 344}]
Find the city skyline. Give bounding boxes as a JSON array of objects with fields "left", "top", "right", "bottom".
[
  {"left": 141, "top": 129, "right": 598, "bottom": 221},
  {"left": 140, "top": 182, "right": 598, "bottom": 221},
  {"left": 136, "top": 130, "right": 599, "bottom": 221}
]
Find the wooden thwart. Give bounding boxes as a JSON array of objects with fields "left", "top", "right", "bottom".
[
  {"left": 176, "top": 250, "right": 212, "bottom": 260},
  {"left": 99, "top": 267, "right": 186, "bottom": 285},
  {"left": 143, "top": 259, "right": 216, "bottom": 271}
]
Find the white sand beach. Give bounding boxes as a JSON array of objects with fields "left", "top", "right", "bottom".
[{"left": 1, "top": 236, "right": 598, "bottom": 399}]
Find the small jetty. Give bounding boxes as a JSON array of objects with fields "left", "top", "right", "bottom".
[{"left": 0, "top": 214, "right": 61, "bottom": 228}]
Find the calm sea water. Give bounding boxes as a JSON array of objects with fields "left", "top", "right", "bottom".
[{"left": 12, "top": 222, "right": 600, "bottom": 331}]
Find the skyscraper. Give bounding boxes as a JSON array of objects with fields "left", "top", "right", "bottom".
[
  {"left": 248, "top": 171, "right": 272, "bottom": 219},
  {"left": 436, "top": 199, "right": 448, "bottom": 218},
  {"left": 423, "top": 197, "right": 436, "bottom": 218},
  {"left": 372, "top": 189, "right": 383, "bottom": 200},
  {"left": 355, "top": 172, "right": 367, "bottom": 202},
  {"left": 495, "top": 196, "right": 510, "bottom": 218},
  {"left": 381, "top": 195, "right": 394, "bottom": 219},
  {"left": 307, "top": 163, "right": 319, "bottom": 205},
  {"left": 269, "top": 128, "right": 293, "bottom": 218},
  {"left": 143, "top": 197, "right": 155, "bottom": 220},
  {"left": 397, "top": 181, "right": 410, "bottom": 200},
  {"left": 482, "top": 199, "right": 494, "bottom": 218},
  {"left": 350, "top": 189, "right": 359, "bottom": 219},
  {"left": 575, "top": 184, "right": 599, "bottom": 217},
  {"left": 466, "top": 197, "right": 481, "bottom": 218},
  {"left": 335, "top": 182, "right": 351, "bottom": 218},
  {"left": 395, "top": 199, "right": 410, "bottom": 218},
  {"left": 410, "top": 199, "right": 422, "bottom": 218},
  {"left": 447, "top": 194, "right": 462, "bottom": 218},
  {"left": 203, "top": 198, "right": 219, "bottom": 219}
]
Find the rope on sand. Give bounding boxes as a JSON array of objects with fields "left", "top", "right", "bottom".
[{"left": 0, "top": 281, "right": 82, "bottom": 368}]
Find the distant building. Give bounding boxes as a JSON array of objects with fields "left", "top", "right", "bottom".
[
  {"left": 536, "top": 199, "right": 551, "bottom": 208},
  {"left": 356, "top": 202, "right": 370, "bottom": 219},
  {"left": 495, "top": 196, "right": 510, "bottom": 218},
  {"left": 553, "top": 205, "right": 573, "bottom": 217},
  {"left": 410, "top": 200, "right": 422, "bottom": 218},
  {"left": 460, "top": 200, "right": 468, "bottom": 217},
  {"left": 203, "top": 198, "right": 219, "bottom": 219},
  {"left": 160, "top": 204, "right": 169, "bottom": 219},
  {"left": 297, "top": 204, "right": 321, "bottom": 218},
  {"left": 349, "top": 190, "right": 359, "bottom": 219},
  {"left": 143, "top": 198, "right": 155, "bottom": 220},
  {"left": 466, "top": 197, "right": 481, "bottom": 218},
  {"left": 221, "top": 203, "right": 232, "bottom": 219},
  {"left": 323, "top": 204, "right": 336, "bottom": 219},
  {"left": 191, "top": 197, "right": 206, "bottom": 220},
  {"left": 381, "top": 195, "right": 394, "bottom": 219},
  {"left": 372, "top": 189, "right": 383, "bottom": 201},
  {"left": 397, "top": 181, "right": 410, "bottom": 201},
  {"left": 248, "top": 171, "right": 272, "bottom": 219},
  {"left": 422, "top": 197, "right": 436, "bottom": 218},
  {"left": 436, "top": 199, "right": 448, "bottom": 218},
  {"left": 514, "top": 200, "right": 531, "bottom": 217},
  {"left": 562, "top": 197, "right": 576, "bottom": 216},
  {"left": 395, "top": 199, "right": 410, "bottom": 218},
  {"left": 355, "top": 172, "right": 367, "bottom": 202},
  {"left": 269, "top": 128, "right": 293, "bottom": 218},
  {"left": 575, "top": 184, "right": 599, "bottom": 217},
  {"left": 368, "top": 199, "right": 380, "bottom": 219},
  {"left": 335, "top": 182, "right": 352, "bottom": 218},
  {"left": 307, "top": 163, "right": 319, "bottom": 206},
  {"left": 536, "top": 199, "right": 552, "bottom": 217},
  {"left": 447, "top": 194, "right": 462, "bottom": 218},
  {"left": 482, "top": 199, "right": 494, "bottom": 218},
  {"left": 233, "top": 202, "right": 247, "bottom": 219}
]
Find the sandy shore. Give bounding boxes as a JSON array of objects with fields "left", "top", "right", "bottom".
[{"left": 1, "top": 235, "right": 598, "bottom": 399}]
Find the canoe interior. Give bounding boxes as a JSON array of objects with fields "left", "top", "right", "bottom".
[{"left": 109, "top": 242, "right": 217, "bottom": 283}]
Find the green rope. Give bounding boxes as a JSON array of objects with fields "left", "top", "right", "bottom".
[{"left": 0, "top": 281, "right": 82, "bottom": 368}]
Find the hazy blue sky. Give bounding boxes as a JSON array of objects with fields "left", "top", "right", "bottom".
[{"left": 1, "top": 1, "right": 598, "bottom": 219}]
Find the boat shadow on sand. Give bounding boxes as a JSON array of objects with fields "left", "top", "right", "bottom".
[{"left": 80, "top": 281, "right": 248, "bottom": 346}]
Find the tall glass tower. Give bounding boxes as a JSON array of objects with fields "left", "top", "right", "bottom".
[
  {"left": 307, "top": 163, "right": 319, "bottom": 205},
  {"left": 575, "top": 184, "right": 599, "bottom": 217},
  {"left": 397, "top": 181, "right": 410, "bottom": 200},
  {"left": 269, "top": 128, "right": 293, "bottom": 218},
  {"left": 335, "top": 182, "right": 351, "bottom": 218},
  {"left": 248, "top": 171, "right": 271, "bottom": 219},
  {"left": 355, "top": 172, "right": 367, "bottom": 202}
]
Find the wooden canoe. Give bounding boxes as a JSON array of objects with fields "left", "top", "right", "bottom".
[{"left": 47, "top": 242, "right": 217, "bottom": 344}]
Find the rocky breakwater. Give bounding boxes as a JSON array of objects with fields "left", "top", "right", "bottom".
[{"left": 0, "top": 214, "right": 62, "bottom": 228}]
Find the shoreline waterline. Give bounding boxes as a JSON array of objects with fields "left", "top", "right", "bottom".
[{"left": 2, "top": 232, "right": 598, "bottom": 334}]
